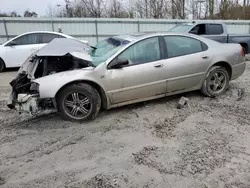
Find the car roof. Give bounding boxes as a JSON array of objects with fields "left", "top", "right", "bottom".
[
  {"left": 112, "top": 31, "right": 221, "bottom": 47},
  {"left": 113, "top": 32, "right": 163, "bottom": 41},
  {"left": 180, "top": 21, "right": 224, "bottom": 25},
  {"left": 2, "top": 31, "right": 74, "bottom": 46},
  {"left": 17, "top": 31, "right": 73, "bottom": 38},
  {"left": 114, "top": 31, "right": 197, "bottom": 41}
]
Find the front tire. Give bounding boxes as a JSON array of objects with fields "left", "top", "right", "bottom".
[
  {"left": 57, "top": 83, "right": 101, "bottom": 122},
  {"left": 201, "top": 66, "right": 229, "bottom": 97},
  {"left": 0, "top": 58, "right": 5, "bottom": 72}
]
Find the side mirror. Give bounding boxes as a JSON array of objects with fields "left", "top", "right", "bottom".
[
  {"left": 110, "top": 58, "right": 129, "bottom": 69},
  {"left": 6, "top": 41, "right": 17, "bottom": 47}
]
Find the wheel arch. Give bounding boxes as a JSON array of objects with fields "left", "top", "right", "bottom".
[
  {"left": 210, "top": 61, "right": 232, "bottom": 80},
  {"left": 54, "top": 80, "right": 109, "bottom": 110},
  {"left": 0, "top": 57, "right": 6, "bottom": 70}
]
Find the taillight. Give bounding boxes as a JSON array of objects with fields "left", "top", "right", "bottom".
[{"left": 242, "top": 47, "right": 245, "bottom": 57}]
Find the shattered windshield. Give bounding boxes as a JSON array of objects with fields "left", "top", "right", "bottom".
[
  {"left": 168, "top": 24, "right": 193, "bottom": 32},
  {"left": 90, "top": 37, "right": 130, "bottom": 66}
]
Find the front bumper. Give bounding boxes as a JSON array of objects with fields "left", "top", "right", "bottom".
[
  {"left": 8, "top": 93, "right": 40, "bottom": 114},
  {"left": 17, "top": 94, "right": 39, "bottom": 114}
]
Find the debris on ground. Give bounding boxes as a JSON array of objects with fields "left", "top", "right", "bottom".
[
  {"left": 131, "top": 110, "right": 139, "bottom": 117},
  {"left": 237, "top": 88, "right": 245, "bottom": 101},
  {"left": 84, "top": 174, "right": 117, "bottom": 188},
  {"left": 176, "top": 96, "right": 189, "bottom": 109},
  {"left": 1, "top": 64, "right": 250, "bottom": 188},
  {"left": 0, "top": 177, "right": 5, "bottom": 185},
  {"left": 132, "top": 146, "right": 159, "bottom": 165}
]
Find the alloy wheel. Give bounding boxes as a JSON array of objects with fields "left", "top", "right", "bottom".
[
  {"left": 208, "top": 71, "right": 227, "bottom": 94},
  {"left": 63, "top": 92, "right": 92, "bottom": 119}
]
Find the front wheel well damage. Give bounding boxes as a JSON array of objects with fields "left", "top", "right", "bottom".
[
  {"left": 54, "top": 80, "right": 108, "bottom": 110},
  {"left": 0, "top": 57, "right": 6, "bottom": 72},
  {"left": 212, "top": 61, "right": 232, "bottom": 80}
]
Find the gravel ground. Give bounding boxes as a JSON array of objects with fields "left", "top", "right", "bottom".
[{"left": 1, "top": 64, "right": 250, "bottom": 188}]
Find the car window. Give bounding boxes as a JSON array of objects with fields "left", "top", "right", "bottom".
[
  {"left": 168, "top": 24, "right": 193, "bottom": 32},
  {"left": 12, "top": 34, "right": 38, "bottom": 45},
  {"left": 164, "top": 36, "right": 203, "bottom": 58},
  {"left": 190, "top": 24, "right": 207, "bottom": 35},
  {"left": 40, "top": 33, "right": 65, "bottom": 43},
  {"left": 91, "top": 37, "right": 130, "bottom": 66},
  {"left": 207, "top": 24, "right": 223, "bottom": 35},
  {"left": 117, "top": 37, "right": 160, "bottom": 65}
]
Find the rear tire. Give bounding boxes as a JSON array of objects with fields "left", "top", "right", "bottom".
[
  {"left": 57, "top": 83, "right": 101, "bottom": 122},
  {"left": 201, "top": 66, "right": 229, "bottom": 97},
  {"left": 0, "top": 58, "right": 5, "bottom": 73}
]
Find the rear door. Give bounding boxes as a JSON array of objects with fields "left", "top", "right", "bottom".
[
  {"left": 162, "top": 35, "right": 211, "bottom": 93},
  {"left": 37, "top": 33, "right": 66, "bottom": 50}
]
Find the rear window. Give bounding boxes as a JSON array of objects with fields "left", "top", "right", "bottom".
[
  {"left": 40, "top": 33, "right": 65, "bottom": 43},
  {"left": 164, "top": 36, "right": 203, "bottom": 58},
  {"left": 207, "top": 24, "right": 223, "bottom": 35},
  {"left": 168, "top": 25, "right": 193, "bottom": 32}
]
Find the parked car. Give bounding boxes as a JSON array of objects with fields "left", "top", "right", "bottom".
[
  {"left": 0, "top": 31, "right": 82, "bottom": 72},
  {"left": 168, "top": 21, "right": 250, "bottom": 54},
  {"left": 7, "top": 32, "right": 246, "bottom": 121}
]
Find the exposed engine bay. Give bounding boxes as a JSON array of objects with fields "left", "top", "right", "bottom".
[{"left": 7, "top": 38, "right": 93, "bottom": 114}]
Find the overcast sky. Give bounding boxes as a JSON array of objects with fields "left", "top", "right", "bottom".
[{"left": 1, "top": 0, "right": 65, "bottom": 16}]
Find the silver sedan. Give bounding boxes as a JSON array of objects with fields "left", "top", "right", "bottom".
[{"left": 8, "top": 32, "right": 246, "bottom": 121}]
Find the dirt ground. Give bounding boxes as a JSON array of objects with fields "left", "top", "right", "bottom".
[{"left": 1, "top": 63, "right": 250, "bottom": 188}]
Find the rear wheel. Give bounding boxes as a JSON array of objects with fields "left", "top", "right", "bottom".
[
  {"left": 57, "top": 83, "right": 101, "bottom": 122},
  {"left": 201, "top": 66, "right": 229, "bottom": 97},
  {"left": 0, "top": 58, "right": 5, "bottom": 72}
]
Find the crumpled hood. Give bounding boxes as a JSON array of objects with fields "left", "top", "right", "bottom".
[
  {"left": 35, "top": 67, "right": 94, "bottom": 82},
  {"left": 17, "top": 38, "right": 94, "bottom": 79},
  {"left": 33, "top": 67, "right": 96, "bottom": 98},
  {"left": 36, "top": 38, "right": 92, "bottom": 60}
]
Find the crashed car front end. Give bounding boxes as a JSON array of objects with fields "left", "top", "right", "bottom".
[
  {"left": 7, "top": 54, "right": 41, "bottom": 114},
  {"left": 7, "top": 38, "right": 93, "bottom": 115}
]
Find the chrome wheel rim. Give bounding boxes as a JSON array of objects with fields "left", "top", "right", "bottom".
[
  {"left": 208, "top": 71, "right": 227, "bottom": 94},
  {"left": 63, "top": 92, "right": 92, "bottom": 119}
]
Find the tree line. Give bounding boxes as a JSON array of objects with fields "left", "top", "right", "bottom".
[
  {"left": 1, "top": 0, "right": 250, "bottom": 19},
  {"left": 46, "top": 0, "right": 250, "bottom": 20},
  {"left": 0, "top": 10, "right": 38, "bottom": 18}
]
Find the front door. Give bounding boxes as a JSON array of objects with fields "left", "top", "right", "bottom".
[
  {"left": 106, "top": 37, "right": 167, "bottom": 104},
  {"left": 3, "top": 33, "right": 39, "bottom": 67}
]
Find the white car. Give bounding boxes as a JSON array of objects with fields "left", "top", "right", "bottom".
[{"left": 0, "top": 31, "right": 76, "bottom": 72}]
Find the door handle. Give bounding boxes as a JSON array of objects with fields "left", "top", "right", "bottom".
[
  {"left": 154, "top": 64, "right": 163, "bottom": 68},
  {"left": 202, "top": 56, "right": 209, "bottom": 59}
]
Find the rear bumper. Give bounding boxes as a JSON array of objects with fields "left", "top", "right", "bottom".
[{"left": 231, "top": 61, "right": 246, "bottom": 80}]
